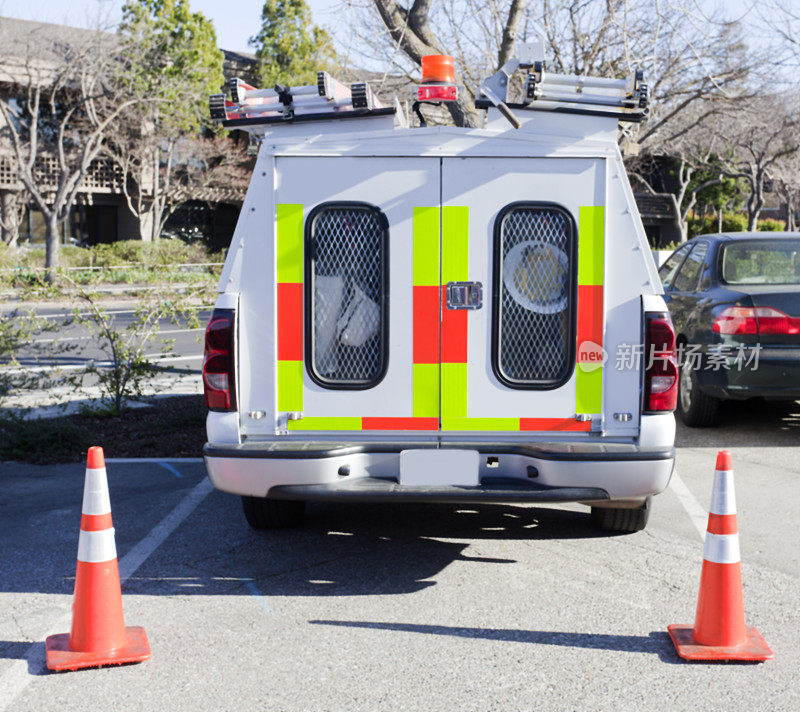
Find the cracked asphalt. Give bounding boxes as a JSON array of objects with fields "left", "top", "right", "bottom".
[{"left": 0, "top": 403, "right": 798, "bottom": 711}]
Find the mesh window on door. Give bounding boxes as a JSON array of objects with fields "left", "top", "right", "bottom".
[
  {"left": 306, "top": 204, "right": 388, "bottom": 388},
  {"left": 494, "top": 205, "right": 575, "bottom": 388}
]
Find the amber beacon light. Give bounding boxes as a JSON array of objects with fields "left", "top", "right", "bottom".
[
  {"left": 421, "top": 55, "right": 455, "bottom": 84},
  {"left": 417, "top": 55, "right": 458, "bottom": 103}
]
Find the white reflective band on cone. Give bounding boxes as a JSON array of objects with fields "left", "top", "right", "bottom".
[
  {"left": 77, "top": 529, "right": 117, "bottom": 563},
  {"left": 703, "top": 532, "right": 740, "bottom": 564},
  {"left": 709, "top": 470, "right": 736, "bottom": 515},
  {"left": 81, "top": 468, "right": 112, "bottom": 516}
]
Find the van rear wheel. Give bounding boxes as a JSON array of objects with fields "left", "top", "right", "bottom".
[
  {"left": 242, "top": 496, "right": 306, "bottom": 529},
  {"left": 591, "top": 496, "right": 651, "bottom": 533}
]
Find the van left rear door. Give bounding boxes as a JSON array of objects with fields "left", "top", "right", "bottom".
[{"left": 271, "top": 156, "right": 440, "bottom": 437}]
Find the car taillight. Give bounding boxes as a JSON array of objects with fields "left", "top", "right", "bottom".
[
  {"left": 203, "top": 308, "right": 236, "bottom": 411},
  {"left": 712, "top": 306, "right": 757, "bottom": 335},
  {"left": 713, "top": 306, "right": 800, "bottom": 335},
  {"left": 644, "top": 311, "right": 678, "bottom": 413}
]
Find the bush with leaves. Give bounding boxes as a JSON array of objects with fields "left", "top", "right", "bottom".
[
  {"left": 68, "top": 274, "right": 214, "bottom": 416},
  {"left": 688, "top": 212, "right": 787, "bottom": 237}
]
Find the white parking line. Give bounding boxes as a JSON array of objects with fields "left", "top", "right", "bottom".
[
  {"left": 0, "top": 477, "right": 213, "bottom": 710},
  {"left": 106, "top": 458, "right": 204, "bottom": 463},
  {"left": 8, "top": 353, "right": 203, "bottom": 374},
  {"left": 38, "top": 306, "right": 211, "bottom": 319},
  {"left": 31, "top": 328, "right": 203, "bottom": 344},
  {"left": 669, "top": 470, "right": 708, "bottom": 541}
]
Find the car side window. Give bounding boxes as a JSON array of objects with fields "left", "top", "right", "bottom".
[
  {"left": 658, "top": 244, "right": 692, "bottom": 290},
  {"left": 673, "top": 242, "right": 708, "bottom": 292}
]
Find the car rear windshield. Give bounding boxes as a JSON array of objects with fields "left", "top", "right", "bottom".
[{"left": 720, "top": 239, "right": 800, "bottom": 285}]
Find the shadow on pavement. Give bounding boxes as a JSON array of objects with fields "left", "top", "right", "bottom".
[
  {"left": 0, "top": 641, "right": 38, "bottom": 660},
  {"left": 0, "top": 461, "right": 625, "bottom": 599},
  {"left": 675, "top": 398, "right": 800, "bottom": 447},
  {"left": 307, "top": 620, "right": 684, "bottom": 663},
  {"left": 122, "top": 501, "right": 614, "bottom": 599}
]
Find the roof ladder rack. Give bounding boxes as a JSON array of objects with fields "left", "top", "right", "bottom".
[
  {"left": 209, "top": 72, "right": 393, "bottom": 129},
  {"left": 478, "top": 40, "right": 649, "bottom": 126}
]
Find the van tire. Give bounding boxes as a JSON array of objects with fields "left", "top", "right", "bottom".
[
  {"left": 242, "top": 496, "right": 306, "bottom": 529},
  {"left": 677, "top": 361, "right": 720, "bottom": 427},
  {"left": 591, "top": 496, "right": 651, "bottom": 533}
]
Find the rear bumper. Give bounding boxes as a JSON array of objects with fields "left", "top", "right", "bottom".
[
  {"left": 203, "top": 442, "right": 675, "bottom": 505},
  {"left": 697, "top": 348, "right": 800, "bottom": 400}
]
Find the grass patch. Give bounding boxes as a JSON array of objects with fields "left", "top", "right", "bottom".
[{"left": 1, "top": 395, "right": 207, "bottom": 464}]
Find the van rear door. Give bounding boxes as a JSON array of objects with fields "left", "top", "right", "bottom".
[
  {"left": 440, "top": 157, "right": 641, "bottom": 437},
  {"left": 262, "top": 156, "right": 441, "bottom": 437}
]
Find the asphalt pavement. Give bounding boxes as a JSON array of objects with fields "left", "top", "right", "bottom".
[{"left": 0, "top": 402, "right": 798, "bottom": 711}]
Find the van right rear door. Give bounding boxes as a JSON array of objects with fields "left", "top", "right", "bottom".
[{"left": 439, "top": 156, "right": 641, "bottom": 438}]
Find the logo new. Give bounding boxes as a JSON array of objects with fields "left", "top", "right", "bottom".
[{"left": 577, "top": 341, "right": 607, "bottom": 373}]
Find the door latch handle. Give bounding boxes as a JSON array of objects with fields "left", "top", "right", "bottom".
[{"left": 446, "top": 282, "right": 483, "bottom": 310}]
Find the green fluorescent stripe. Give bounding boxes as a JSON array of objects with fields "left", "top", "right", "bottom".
[
  {"left": 288, "top": 417, "right": 363, "bottom": 431},
  {"left": 277, "top": 360, "right": 303, "bottom": 411},
  {"left": 442, "top": 417, "right": 520, "bottom": 432},
  {"left": 413, "top": 363, "right": 439, "bottom": 418},
  {"left": 413, "top": 207, "right": 440, "bottom": 287},
  {"left": 441, "top": 362, "right": 467, "bottom": 418},
  {"left": 277, "top": 203, "right": 304, "bottom": 283},
  {"left": 441, "top": 206, "right": 469, "bottom": 282},
  {"left": 575, "top": 366, "right": 602, "bottom": 415},
  {"left": 578, "top": 206, "right": 604, "bottom": 286}
]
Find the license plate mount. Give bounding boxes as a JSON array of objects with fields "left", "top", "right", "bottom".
[{"left": 399, "top": 449, "right": 480, "bottom": 487}]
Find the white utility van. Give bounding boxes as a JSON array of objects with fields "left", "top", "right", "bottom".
[{"left": 202, "top": 44, "right": 677, "bottom": 533}]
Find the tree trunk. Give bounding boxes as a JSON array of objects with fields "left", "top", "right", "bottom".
[
  {"left": 746, "top": 174, "right": 764, "bottom": 231},
  {"left": 717, "top": 208, "right": 723, "bottom": 233},
  {"left": 747, "top": 195, "right": 763, "bottom": 231},
  {"left": 150, "top": 149, "right": 160, "bottom": 242},
  {"left": 669, "top": 194, "right": 687, "bottom": 242},
  {"left": 44, "top": 215, "right": 61, "bottom": 283},
  {"left": 44, "top": 218, "right": 60, "bottom": 284},
  {"left": 1, "top": 191, "right": 21, "bottom": 247},
  {"left": 44, "top": 211, "right": 61, "bottom": 284}
]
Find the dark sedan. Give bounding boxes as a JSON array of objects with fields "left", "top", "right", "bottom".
[{"left": 658, "top": 232, "right": 800, "bottom": 426}]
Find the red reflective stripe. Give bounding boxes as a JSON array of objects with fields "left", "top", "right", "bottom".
[
  {"left": 277, "top": 283, "right": 303, "bottom": 360},
  {"left": 413, "top": 285, "right": 440, "bottom": 363},
  {"left": 81, "top": 512, "right": 113, "bottom": 532},
  {"left": 577, "top": 285, "right": 603, "bottom": 348},
  {"left": 707, "top": 513, "right": 738, "bottom": 536},
  {"left": 441, "top": 286, "right": 468, "bottom": 363},
  {"left": 520, "top": 418, "right": 591, "bottom": 432},
  {"left": 362, "top": 417, "right": 439, "bottom": 430}
]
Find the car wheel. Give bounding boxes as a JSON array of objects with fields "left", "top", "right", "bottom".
[
  {"left": 677, "top": 359, "right": 720, "bottom": 427},
  {"left": 591, "top": 496, "right": 651, "bottom": 533},
  {"left": 241, "top": 496, "right": 306, "bottom": 529}
]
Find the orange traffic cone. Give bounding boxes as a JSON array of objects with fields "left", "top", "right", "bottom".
[
  {"left": 45, "top": 447, "right": 151, "bottom": 671},
  {"left": 668, "top": 450, "right": 773, "bottom": 661}
]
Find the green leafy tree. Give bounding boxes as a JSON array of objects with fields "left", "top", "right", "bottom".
[
  {"left": 119, "top": 0, "right": 225, "bottom": 133},
  {"left": 685, "top": 167, "right": 745, "bottom": 232},
  {"left": 249, "top": 0, "right": 337, "bottom": 87},
  {"left": 111, "top": 0, "right": 226, "bottom": 242}
]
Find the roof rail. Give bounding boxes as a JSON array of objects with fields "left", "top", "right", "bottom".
[
  {"left": 477, "top": 40, "right": 648, "bottom": 126},
  {"left": 209, "top": 72, "right": 394, "bottom": 129}
]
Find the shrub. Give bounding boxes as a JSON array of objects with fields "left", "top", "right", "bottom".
[
  {"left": 688, "top": 212, "right": 749, "bottom": 238},
  {"left": 757, "top": 218, "right": 786, "bottom": 231},
  {"left": 0, "top": 414, "right": 92, "bottom": 464}
]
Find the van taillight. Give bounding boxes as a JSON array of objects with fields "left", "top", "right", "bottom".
[
  {"left": 203, "top": 309, "right": 236, "bottom": 411},
  {"left": 644, "top": 312, "right": 678, "bottom": 413}
]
